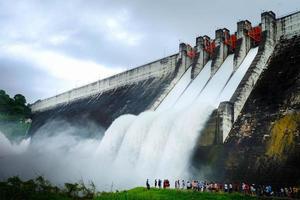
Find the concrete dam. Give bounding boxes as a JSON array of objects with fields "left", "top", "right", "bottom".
[
  {"left": 30, "top": 11, "right": 300, "bottom": 141},
  {"left": 24, "top": 11, "right": 300, "bottom": 187}
]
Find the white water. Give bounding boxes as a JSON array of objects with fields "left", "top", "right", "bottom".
[
  {"left": 95, "top": 114, "right": 136, "bottom": 163},
  {"left": 174, "top": 61, "right": 212, "bottom": 109},
  {"left": 217, "top": 47, "right": 258, "bottom": 102},
  {"left": 157, "top": 67, "right": 192, "bottom": 111},
  {"left": 0, "top": 49, "right": 258, "bottom": 190},
  {"left": 154, "top": 55, "right": 234, "bottom": 178},
  {"left": 93, "top": 54, "right": 236, "bottom": 186}
]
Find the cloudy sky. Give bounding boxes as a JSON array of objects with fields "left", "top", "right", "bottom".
[{"left": 0, "top": 0, "right": 298, "bottom": 103}]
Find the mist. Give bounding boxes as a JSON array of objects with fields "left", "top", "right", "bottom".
[{"left": 0, "top": 121, "right": 113, "bottom": 190}]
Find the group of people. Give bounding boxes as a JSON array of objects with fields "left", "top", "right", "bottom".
[
  {"left": 146, "top": 179, "right": 300, "bottom": 198},
  {"left": 146, "top": 179, "right": 170, "bottom": 190},
  {"left": 240, "top": 183, "right": 300, "bottom": 198}
]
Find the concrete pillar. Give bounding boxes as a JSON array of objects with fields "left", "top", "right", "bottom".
[
  {"left": 179, "top": 42, "right": 187, "bottom": 58},
  {"left": 196, "top": 35, "right": 205, "bottom": 48},
  {"left": 211, "top": 29, "right": 229, "bottom": 75},
  {"left": 191, "top": 36, "right": 210, "bottom": 79},
  {"left": 261, "top": 11, "right": 276, "bottom": 45},
  {"left": 178, "top": 43, "right": 193, "bottom": 72},
  {"left": 236, "top": 20, "right": 252, "bottom": 38},
  {"left": 216, "top": 101, "right": 234, "bottom": 143},
  {"left": 233, "top": 20, "right": 252, "bottom": 70}
]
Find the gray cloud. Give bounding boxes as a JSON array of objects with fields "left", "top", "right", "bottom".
[
  {"left": 0, "top": 56, "right": 72, "bottom": 103},
  {"left": 0, "top": 0, "right": 299, "bottom": 102}
]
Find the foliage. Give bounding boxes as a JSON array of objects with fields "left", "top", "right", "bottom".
[
  {"left": 0, "top": 176, "right": 96, "bottom": 200},
  {"left": 0, "top": 176, "right": 68, "bottom": 200},
  {"left": 0, "top": 90, "right": 31, "bottom": 118},
  {"left": 0, "top": 89, "right": 32, "bottom": 140}
]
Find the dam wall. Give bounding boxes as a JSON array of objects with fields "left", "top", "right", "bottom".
[
  {"left": 277, "top": 11, "right": 300, "bottom": 40},
  {"left": 29, "top": 44, "right": 194, "bottom": 135},
  {"left": 31, "top": 53, "right": 184, "bottom": 113},
  {"left": 30, "top": 10, "right": 300, "bottom": 142}
]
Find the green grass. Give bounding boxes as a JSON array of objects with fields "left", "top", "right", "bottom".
[{"left": 95, "top": 187, "right": 262, "bottom": 200}]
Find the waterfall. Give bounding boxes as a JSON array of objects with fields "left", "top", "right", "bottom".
[{"left": 97, "top": 48, "right": 258, "bottom": 187}]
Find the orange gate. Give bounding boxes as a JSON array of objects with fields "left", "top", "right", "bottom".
[
  {"left": 248, "top": 26, "right": 262, "bottom": 44},
  {"left": 224, "top": 32, "right": 237, "bottom": 50}
]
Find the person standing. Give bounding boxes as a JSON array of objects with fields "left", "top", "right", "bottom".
[
  {"left": 250, "top": 184, "right": 256, "bottom": 196},
  {"left": 187, "top": 181, "right": 191, "bottom": 189},
  {"left": 224, "top": 183, "right": 228, "bottom": 192},
  {"left": 182, "top": 180, "right": 185, "bottom": 189},
  {"left": 158, "top": 179, "right": 162, "bottom": 189},
  {"left": 146, "top": 179, "right": 150, "bottom": 190},
  {"left": 155, "top": 179, "right": 157, "bottom": 188}
]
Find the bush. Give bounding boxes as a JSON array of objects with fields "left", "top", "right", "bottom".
[
  {"left": 0, "top": 176, "right": 96, "bottom": 200},
  {"left": 0, "top": 90, "right": 31, "bottom": 118}
]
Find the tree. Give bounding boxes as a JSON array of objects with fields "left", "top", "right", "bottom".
[
  {"left": 0, "top": 90, "right": 11, "bottom": 112},
  {"left": 14, "top": 94, "right": 26, "bottom": 105},
  {"left": 65, "top": 182, "right": 79, "bottom": 197},
  {"left": 0, "top": 90, "right": 31, "bottom": 117},
  {"left": 0, "top": 90, "right": 6, "bottom": 96}
]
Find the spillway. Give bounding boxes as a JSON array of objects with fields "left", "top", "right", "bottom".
[
  {"left": 157, "top": 67, "right": 192, "bottom": 111},
  {"left": 95, "top": 49, "right": 257, "bottom": 188},
  {"left": 174, "top": 60, "right": 212, "bottom": 110},
  {"left": 154, "top": 55, "right": 234, "bottom": 179},
  {"left": 217, "top": 47, "right": 259, "bottom": 102}
]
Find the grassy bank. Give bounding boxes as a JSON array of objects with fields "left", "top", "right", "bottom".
[
  {"left": 95, "top": 187, "right": 266, "bottom": 200},
  {"left": 0, "top": 177, "right": 289, "bottom": 200}
]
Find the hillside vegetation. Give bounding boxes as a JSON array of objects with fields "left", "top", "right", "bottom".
[{"left": 0, "top": 90, "right": 31, "bottom": 141}]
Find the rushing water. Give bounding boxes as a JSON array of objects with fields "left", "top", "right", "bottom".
[{"left": 0, "top": 48, "right": 258, "bottom": 190}]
